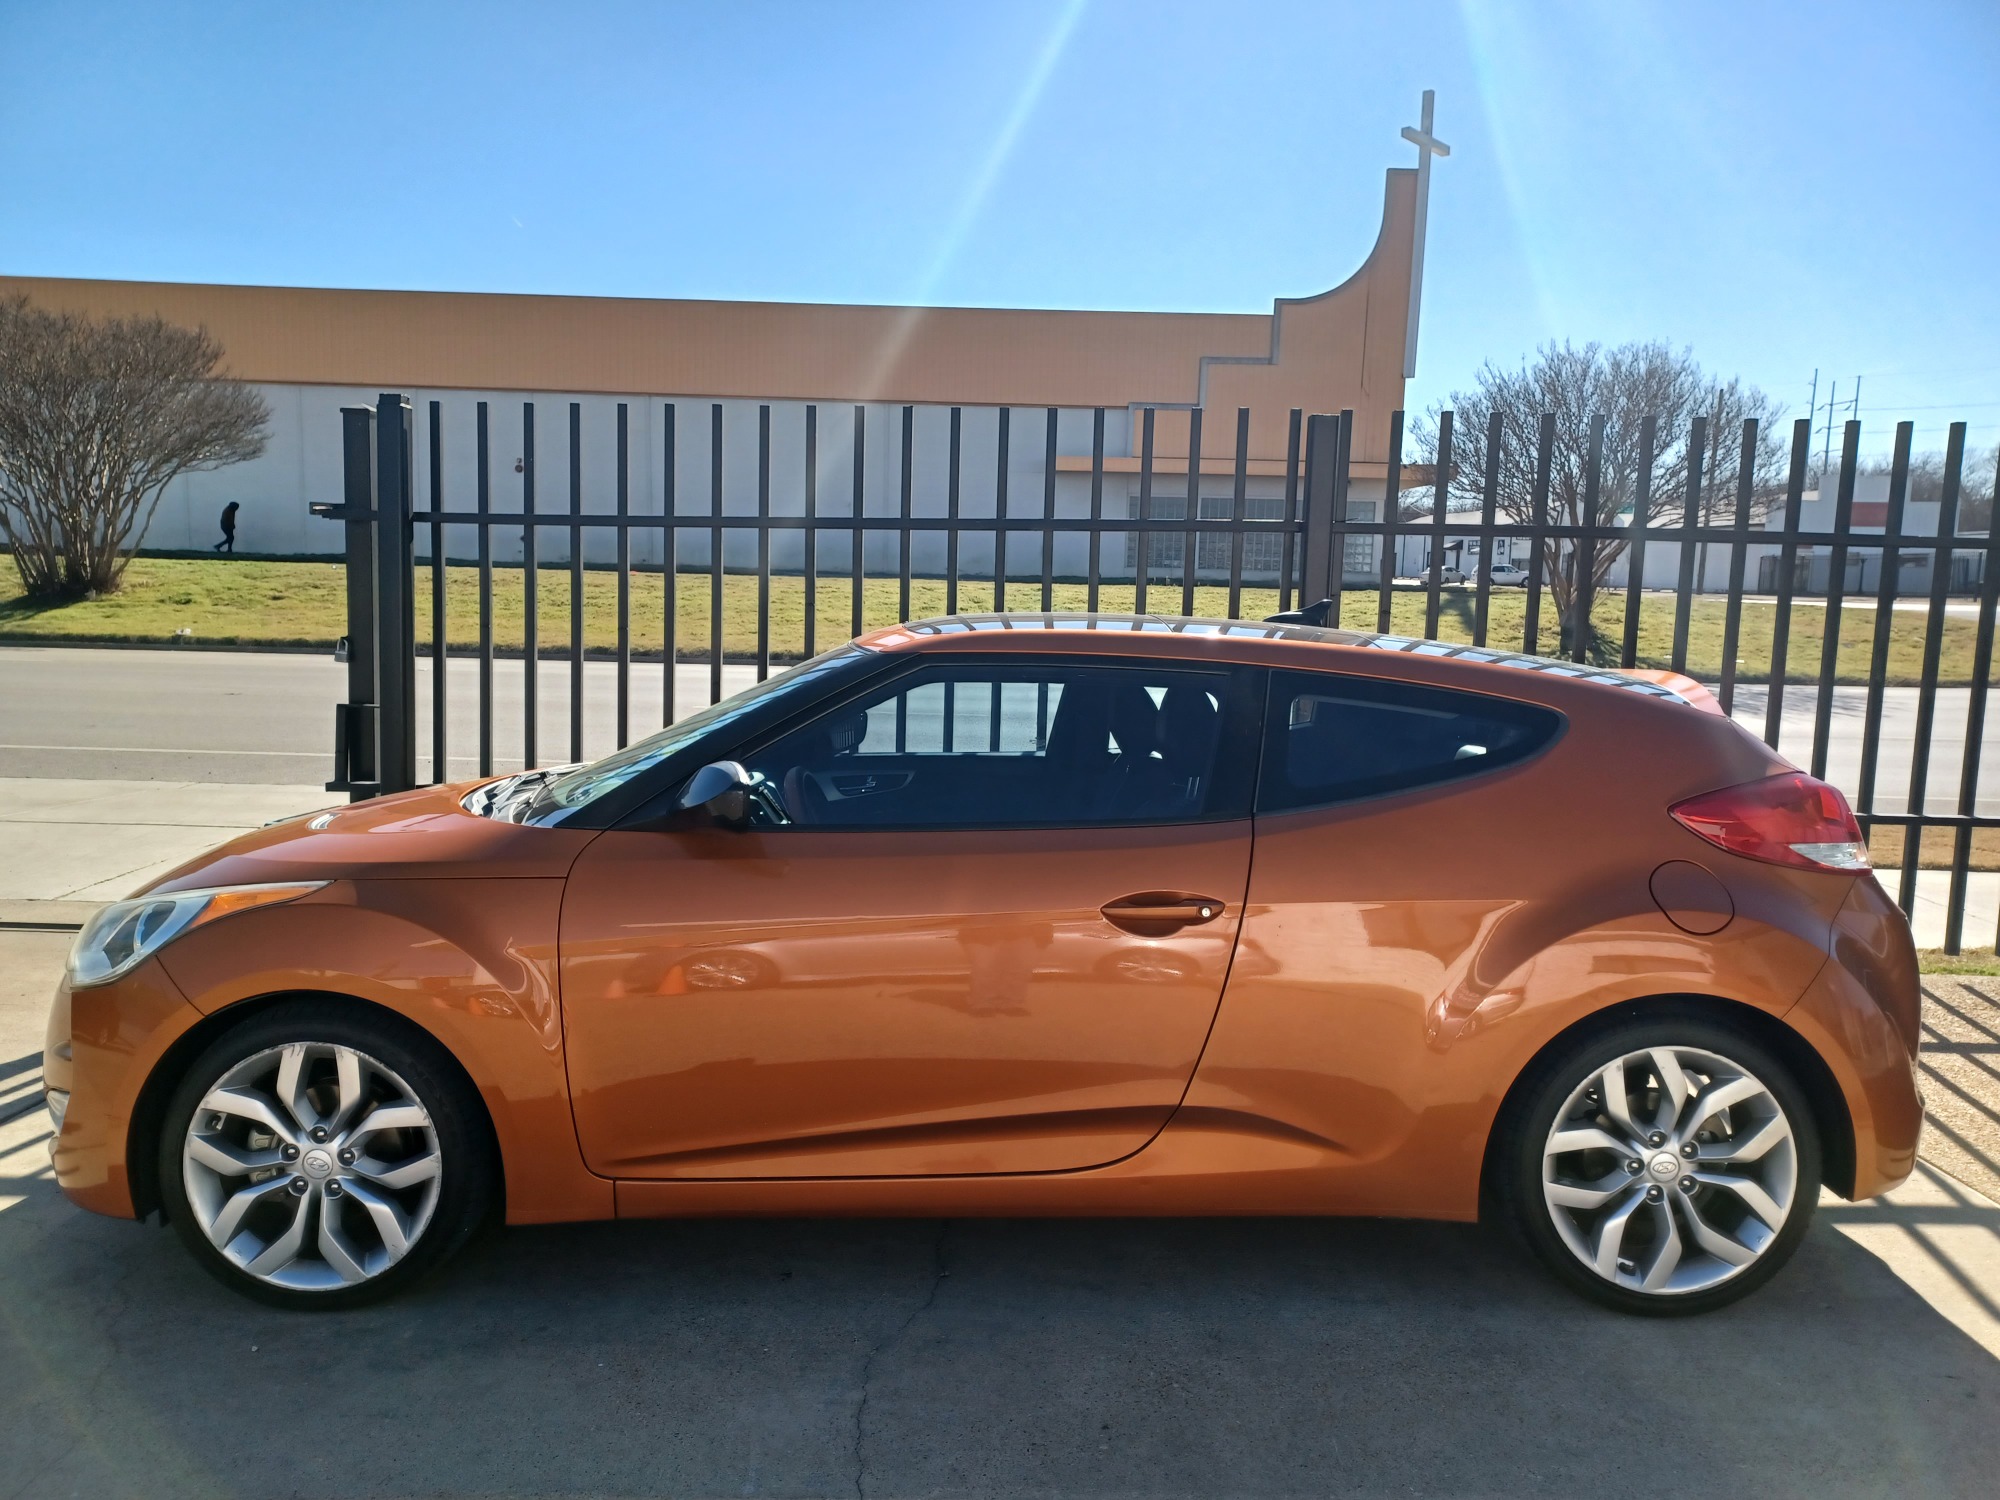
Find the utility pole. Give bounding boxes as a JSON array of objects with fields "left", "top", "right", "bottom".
[{"left": 1806, "top": 369, "right": 1819, "bottom": 476}]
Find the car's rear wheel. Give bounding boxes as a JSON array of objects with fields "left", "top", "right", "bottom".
[
  {"left": 1499, "top": 1014, "right": 1820, "bottom": 1315},
  {"left": 158, "top": 1000, "right": 496, "bottom": 1309}
]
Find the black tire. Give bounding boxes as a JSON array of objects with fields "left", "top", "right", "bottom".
[
  {"left": 157, "top": 998, "right": 497, "bottom": 1310},
  {"left": 1496, "top": 1010, "right": 1821, "bottom": 1316}
]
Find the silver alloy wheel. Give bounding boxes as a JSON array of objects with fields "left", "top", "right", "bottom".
[
  {"left": 1542, "top": 1045, "right": 1798, "bottom": 1296},
  {"left": 181, "top": 1042, "right": 443, "bottom": 1292}
]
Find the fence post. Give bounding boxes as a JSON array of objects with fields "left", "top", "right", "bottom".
[
  {"left": 315, "top": 406, "right": 380, "bottom": 800},
  {"left": 373, "top": 392, "right": 418, "bottom": 795},
  {"left": 1298, "top": 413, "right": 1340, "bottom": 609}
]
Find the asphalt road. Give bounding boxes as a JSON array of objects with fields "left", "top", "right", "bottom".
[{"left": 2, "top": 644, "right": 1997, "bottom": 815}]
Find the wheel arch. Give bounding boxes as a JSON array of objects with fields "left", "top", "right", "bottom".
[
  {"left": 1477, "top": 992, "right": 1857, "bottom": 1217},
  {"left": 126, "top": 989, "right": 506, "bottom": 1223}
]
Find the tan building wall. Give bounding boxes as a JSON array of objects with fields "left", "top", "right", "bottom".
[{"left": 0, "top": 170, "right": 1415, "bottom": 470}]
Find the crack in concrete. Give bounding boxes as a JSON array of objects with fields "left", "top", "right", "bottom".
[{"left": 851, "top": 1219, "right": 951, "bottom": 1500}]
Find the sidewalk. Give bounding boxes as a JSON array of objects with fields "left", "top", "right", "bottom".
[{"left": 0, "top": 778, "right": 330, "bottom": 923}]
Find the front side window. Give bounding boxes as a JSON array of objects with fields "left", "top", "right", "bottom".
[
  {"left": 522, "top": 646, "right": 865, "bottom": 820},
  {"left": 1259, "top": 670, "right": 1561, "bottom": 814},
  {"left": 737, "top": 662, "right": 1251, "bottom": 830}
]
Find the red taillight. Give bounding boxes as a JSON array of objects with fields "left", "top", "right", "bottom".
[{"left": 1669, "top": 773, "right": 1870, "bottom": 874}]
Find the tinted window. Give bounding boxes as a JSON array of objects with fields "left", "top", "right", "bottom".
[
  {"left": 738, "top": 662, "right": 1250, "bottom": 829},
  {"left": 525, "top": 646, "right": 865, "bottom": 821},
  {"left": 1259, "top": 670, "right": 1560, "bottom": 813}
]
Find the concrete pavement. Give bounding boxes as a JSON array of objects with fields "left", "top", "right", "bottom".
[{"left": 0, "top": 778, "right": 331, "bottom": 917}]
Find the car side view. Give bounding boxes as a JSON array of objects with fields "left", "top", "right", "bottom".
[{"left": 42, "top": 614, "right": 1921, "bottom": 1314}]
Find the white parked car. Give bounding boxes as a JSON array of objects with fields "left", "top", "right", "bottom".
[{"left": 1486, "top": 563, "right": 1531, "bottom": 587}]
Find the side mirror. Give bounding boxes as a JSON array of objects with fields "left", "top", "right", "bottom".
[{"left": 676, "top": 760, "right": 755, "bottom": 827}]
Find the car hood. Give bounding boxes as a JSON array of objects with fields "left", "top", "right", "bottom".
[{"left": 138, "top": 780, "right": 600, "bottom": 895}]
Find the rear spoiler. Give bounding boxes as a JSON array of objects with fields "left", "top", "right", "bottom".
[{"left": 1618, "top": 669, "right": 1723, "bottom": 714}]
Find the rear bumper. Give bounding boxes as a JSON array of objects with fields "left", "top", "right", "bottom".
[{"left": 1785, "top": 879, "right": 1924, "bottom": 1199}]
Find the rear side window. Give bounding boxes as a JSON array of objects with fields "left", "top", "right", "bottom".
[{"left": 1258, "top": 670, "right": 1561, "bottom": 813}]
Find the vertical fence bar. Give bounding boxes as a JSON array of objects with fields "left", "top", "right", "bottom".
[
  {"left": 1135, "top": 408, "right": 1155, "bottom": 615},
  {"left": 428, "top": 401, "right": 446, "bottom": 783},
  {"left": 615, "top": 403, "right": 630, "bottom": 749},
  {"left": 851, "top": 406, "right": 866, "bottom": 642},
  {"left": 1042, "top": 407, "right": 1058, "bottom": 611},
  {"left": 1762, "top": 420, "right": 1812, "bottom": 750},
  {"left": 1621, "top": 416, "right": 1656, "bottom": 668},
  {"left": 1572, "top": 413, "right": 1604, "bottom": 664},
  {"left": 1811, "top": 424, "right": 1861, "bottom": 779},
  {"left": 1377, "top": 410, "right": 1402, "bottom": 632},
  {"left": 1087, "top": 409, "right": 1105, "bottom": 611},
  {"left": 330, "top": 406, "right": 379, "bottom": 797},
  {"left": 1424, "top": 410, "right": 1450, "bottom": 638},
  {"left": 1903, "top": 422, "right": 1966, "bottom": 917},
  {"left": 709, "top": 403, "right": 724, "bottom": 705},
  {"left": 475, "top": 401, "right": 493, "bottom": 777},
  {"left": 1181, "top": 406, "right": 1203, "bottom": 616},
  {"left": 1279, "top": 410, "right": 1302, "bottom": 612},
  {"left": 1948, "top": 443, "right": 2000, "bottom": 954},
  {"left": 521, "top": 402, "right": 537, "bottom": 769},
  {"left": 1473, "top": 411, "right": 1500, "bottom": 649},
  {"left": 899, "top": 405, "right": 914, "bottom": 623},
  {"left": 1298, "top": 414, "right": 1338, "bottom": 607},
  {"left": 993, "top": 407, "right": 1011, "bottom": 612},
  {"left": 1856, "top": 422, "right": 1913, "bottom": 833},
  {"left": 662, "top": 403, "right": 678, "bottom": 726},
  {"left": 1716, "top": 419, "right": 1757, "bottom": 711},
  {"left": 568, "top": 402, "right": 584, "bottom": 764},
  {"left": 374, "top": 393, "right": 417, "bottom": 794},
  {"left": 804, "top": 405, "right": 819, "bottom": 656},
  {"left": 945, "top": 408, "right": 962, "bottom": 615},
  {"left": 1324, "top": 410, "right": 1354, "bottom": 628},
  {"left": 1522, "top": 412, "right": 1554, "bottom": 655},
  {"left": 1228, "top": 407, "right": 1250, "bottom": 620},
  {"left": 757, "top": 404, "right": 772, "bottom": 679},
  {"left": 1671, "top": 416, "right": 1706, "bottom": 674}
]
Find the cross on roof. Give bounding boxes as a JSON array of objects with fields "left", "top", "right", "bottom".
[{"left": 1400, "top": 90, "right": 1450, "bottom": 380}]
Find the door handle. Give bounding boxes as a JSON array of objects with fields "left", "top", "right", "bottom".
[{"left": 1100, "top": 893, "right": 1227, "bottom": 933}]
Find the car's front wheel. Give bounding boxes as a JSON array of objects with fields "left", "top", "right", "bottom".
[
  {"left": 1498, "top": 1014, "right": 1820, "bottom": 1315},
  {"left": 158, "top": 1000, "right": 496, "bottom": 1309}
]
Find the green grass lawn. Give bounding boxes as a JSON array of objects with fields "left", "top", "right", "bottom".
[
  {"left": 1, "top": 554, "right": 1988, "bottom": 687},
  {"left": 1919, "top": 950, "right": 2000, "bottom": 976}
]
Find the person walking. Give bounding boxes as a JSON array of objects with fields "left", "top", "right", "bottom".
[{"left": 214, "top": 500, "right": 239, "bottom": 554}]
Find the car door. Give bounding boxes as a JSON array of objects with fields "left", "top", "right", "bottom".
[
  {"left": 1181, "top": 667, "right": 1566, "bottom": 1176},
  {"left": 560, "top": 655, "right": 1262, "bottom": 1179}
]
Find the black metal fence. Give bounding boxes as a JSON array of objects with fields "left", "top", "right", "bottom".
[{"left": 322, "top": 393, "right": 2000, "bottom": 954}]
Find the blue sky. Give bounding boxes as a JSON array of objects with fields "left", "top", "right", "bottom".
[{"left": 2, "top": 0, "right": 1995, "bottom": 459}]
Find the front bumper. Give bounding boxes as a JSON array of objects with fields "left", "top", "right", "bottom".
[{"left": 44, "top": 957, "right": 207, "bottom": 1220}]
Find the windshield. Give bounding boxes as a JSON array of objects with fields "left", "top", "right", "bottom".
[{"left": 523, "top": 645, "right": 865, "bottom": 819}]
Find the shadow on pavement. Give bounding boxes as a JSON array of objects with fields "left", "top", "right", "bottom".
[
  {"left": 1918, "top": 979, "right": 2000, "bottom": 1205},
  {"left": 3, "top": 1131, "right": 1999, "bottom": 1499}
]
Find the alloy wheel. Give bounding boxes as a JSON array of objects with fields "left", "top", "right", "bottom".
[
  {"left": 1541, "top": 1044, "right": 1799, "bottom": 1297},
  {"left": 180, "top": 1041, "right": 443, "bottom": 1292}
]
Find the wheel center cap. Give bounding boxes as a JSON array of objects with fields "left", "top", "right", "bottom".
[
  {"left": 1646, "top": 1151, "right": 1682, "bottom": 1182},
  {"left": 301, "top": 1148, "right": 335, "bottom": 1179}
]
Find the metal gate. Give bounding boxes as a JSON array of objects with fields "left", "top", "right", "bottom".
[{"left": 324, "top": 392, "right": 2000, "bottom": 954}]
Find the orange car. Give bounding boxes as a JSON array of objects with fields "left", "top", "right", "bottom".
[{"left": 42, "top": 614, "right": 1921, "bottom": 1314}]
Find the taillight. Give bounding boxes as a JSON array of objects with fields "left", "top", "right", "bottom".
[{"left": 1669, "top": 773, "right": 1870, "bottom": 873}]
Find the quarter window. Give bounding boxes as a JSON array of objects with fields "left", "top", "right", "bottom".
[{"left": 1258, "top": 670, "right": 1560, "bottom": 813}]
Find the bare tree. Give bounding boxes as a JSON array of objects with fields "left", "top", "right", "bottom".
[
  {"left": 1410, "top": 341, "right": 1786, "bottom": 654},
  {"left": 0, "top": 296, "right": 269, "bottom": 599}
]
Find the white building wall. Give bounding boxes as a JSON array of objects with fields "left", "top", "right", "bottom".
[{"left": 141, "top": 383, "right": 1348, "bottom": 587}]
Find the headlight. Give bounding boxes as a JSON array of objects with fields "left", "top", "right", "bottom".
[{"left": 67, "top": 883, "right": 327, "bottom": 988}]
